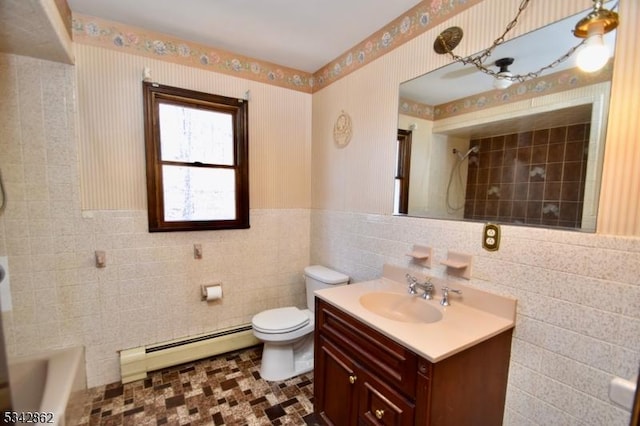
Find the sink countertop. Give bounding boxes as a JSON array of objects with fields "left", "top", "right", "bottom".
[{"left": 314, "top": 264, "right": 517, "bottom": 363}]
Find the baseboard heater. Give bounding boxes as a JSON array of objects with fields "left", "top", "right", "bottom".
[{"left": 119, "top": 324, "right": 259, "bottom": 384}]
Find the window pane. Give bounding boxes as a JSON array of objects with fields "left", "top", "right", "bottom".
[
  {"left": 159, "top": 103, "right": 234, "bottom": 165},
  {"left": 162, "top": 165, "right": 236, "bottom": 221}
]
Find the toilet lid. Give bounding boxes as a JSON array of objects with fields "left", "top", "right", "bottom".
[{"left": 252, "top": 307, "right": 310, "bottom": 333}]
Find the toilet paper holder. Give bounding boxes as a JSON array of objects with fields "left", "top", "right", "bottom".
[{"left": 201, "top": 283, "right": 222, "bottom": 301}]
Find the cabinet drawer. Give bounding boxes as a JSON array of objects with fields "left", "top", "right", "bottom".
[
  {"left": 316, "top": 298, "right": 418, "bottom": 396},
  {"left": 359, "top": 368, "right": 415, "bottom": 426}
]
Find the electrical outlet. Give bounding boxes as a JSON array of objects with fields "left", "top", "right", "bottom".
[{"left": 483, "top": 223, "right": 500, "bottom": 251}]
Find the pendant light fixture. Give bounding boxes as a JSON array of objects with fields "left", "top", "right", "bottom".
[
  {"left": 574, "top": 1, "right": 619, "bottom": 72},
  {"left": 434, "top": 0, "right": 619, "bottom": 88}
]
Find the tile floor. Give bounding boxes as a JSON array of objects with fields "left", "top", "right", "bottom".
[{"left": 77, "top": 346, "right": 322, "bottom": 425}]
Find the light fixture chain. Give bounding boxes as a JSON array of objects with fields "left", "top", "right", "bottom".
[
  {"left": 472, "top": 0, "right": 531, "bottom": 65},
  {"left": 437, "top": 0, "right": 591, "bottom": 83},
  {"left": 439, "top": 0, "right": 531, "bottom": 67},
  {"left": 511, "top": 39, "right": 586, "bottom": 81}
]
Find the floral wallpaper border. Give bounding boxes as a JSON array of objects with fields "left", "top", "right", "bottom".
[
  {"left": 72, "top": 14, "right": 315, "bottom": 93},
  {"left": 399, "top": 97, "right": 435, "bottom": 120},
  {"left": 399, "top": 63, "right": 613, "bottom": 121},
  {"left": 433, "top": 62, "right": 613, "bottom": 120},
  {"left": 71, "top": 0, "right": 481, "bottom": 94},
  {"left": 72, "top": 0, "right": 605, "bottom": 104},
  {"left": 312, "top": 0, "right": 481, "bottom": 92}
]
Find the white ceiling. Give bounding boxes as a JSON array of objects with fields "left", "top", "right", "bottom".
[
  {"left": 1, "top": 0, "right": 615, "bottom": 108},
  {"left": 66, "top": 0, "right": 423, "bottom": 73},
  {"left": 399, "top": 7, "right": 617, "bottom": 106}
]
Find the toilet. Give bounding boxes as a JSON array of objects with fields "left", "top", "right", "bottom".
[{"left": 251, "top": 265, "right": 349, "bottom": 381}]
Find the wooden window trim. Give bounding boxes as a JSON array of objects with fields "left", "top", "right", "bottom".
[
  {"left": 396, "top": 129, "right": 412, "bottom": 215},
  {"left": 143, "top": 82, "right": 249, "bottom": 232}
]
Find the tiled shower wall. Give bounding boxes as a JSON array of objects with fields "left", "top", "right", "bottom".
[
  {"left": 464, "top": 123, "right": 591, "bottom": 229},
  {"left": 0, "top": 53, "right": 310, "bottom": 387},
  {"left": 310, "top": 209, "right": 640, "bottom": 426}
]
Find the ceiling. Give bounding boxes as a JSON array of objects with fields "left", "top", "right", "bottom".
[
  {"left": 66, "top": 0, "right": 422, "bottom": 73},
  {"left": 1, "top": 0, "right": 615, "bottom": 106},
  {"left": 399, "top": 7, "right": 617, "bottom": 106}
]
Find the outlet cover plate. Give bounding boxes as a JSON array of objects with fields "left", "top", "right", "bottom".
[{"left": 483, "top": 223, "right": 501, "bottom": 251}]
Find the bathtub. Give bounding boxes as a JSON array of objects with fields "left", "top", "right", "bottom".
[{"left": 8, "top": 347, "right": 86, "bottom": 426}]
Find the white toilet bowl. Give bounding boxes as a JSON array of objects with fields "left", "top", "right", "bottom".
[
  {"left": 251, "top": 266, "right": 349, "bottom": 381},
  {"left": 252, "top": 307, "right": 315, "bottom": 381}
]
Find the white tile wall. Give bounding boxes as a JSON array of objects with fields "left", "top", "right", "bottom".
[
  {"left": 1, "top": 48, "right": 638, "bottom": 424},
  {"left": 0, "top": 53, "right": 310, "bottom": 387},
  {"left": 310, "top": 209, "right": 640, "bottom": 426},
  {"left": 1, "top": 207, "right": 311, "bottom": 387}
]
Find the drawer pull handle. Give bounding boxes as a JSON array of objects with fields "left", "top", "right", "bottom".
[
  {"left": 375, "top": 409, "right": 385, "bottom": 419},
  {"left": 349, "top": 375, "right": 357, "bottom": 384}
]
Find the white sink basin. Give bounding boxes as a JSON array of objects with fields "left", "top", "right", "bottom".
[{"left": 359, "top": 292, "right": 443, "bottom": 323}]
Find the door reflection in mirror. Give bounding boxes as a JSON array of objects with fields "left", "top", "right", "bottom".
[{"left": 394, "top": 129, "right": 412, "bottom": 215}]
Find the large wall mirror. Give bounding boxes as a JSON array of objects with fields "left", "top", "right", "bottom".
[{"left": 395, "top": 6, "right": 617, "bottom": 232}]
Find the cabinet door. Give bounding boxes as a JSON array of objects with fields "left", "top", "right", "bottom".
[
  {"left": 316, "top": 299, "right": 417, "bottom": 396},
  {"left": 315, "top": 336, "right": 359, "bottom": 426},
  {"left": 358, "top": 368, "right": 415, "bottom": 426}
]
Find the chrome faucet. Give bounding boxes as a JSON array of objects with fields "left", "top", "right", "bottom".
[
  {"left": 405, "top": 274, "right": 434, "bottom": 299},
  {"left": 440, "top": 286, "right": 462, "bottom": 306}
]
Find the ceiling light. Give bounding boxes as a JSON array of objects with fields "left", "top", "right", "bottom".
[
  {"left": 493, "top": 58, "right": 514, "bottom": 90},
  {"left": 434, "top": 0, "right": 619, "bottom": 84},
  {"left": 573, "top": 1, "right": 618, "bottom": 72},
  {"left": 576, "top": 21, "right": 610, "bottom": 72},
  {"left": 573, "top": 0, "right": 619, "bottom": 37}
]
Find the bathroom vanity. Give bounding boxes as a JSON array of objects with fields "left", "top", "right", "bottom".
[{"left": 313, "top": 265, "right": 517, "bottom": 426}]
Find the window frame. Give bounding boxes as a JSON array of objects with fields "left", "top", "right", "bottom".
[
  {"left": 143, "top": 82, "right": 249, "bottom": 232},
  {"left": 395, "top": 129, "right": 412, "bottom": 215}
]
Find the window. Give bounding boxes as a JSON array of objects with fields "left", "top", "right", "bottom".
[{"left": 143, "top": 82, "right": 249, "bottom": 232}]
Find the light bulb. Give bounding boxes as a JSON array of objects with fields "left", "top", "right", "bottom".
[
  {"left": 577, "top": 34, "right": 609, "bottom": 72},
  {"left": 493, "top": 72, "right": 513, "bottom": 90},
  {"left": 576, "top": 22, "right": 610, "bottom": 73}
]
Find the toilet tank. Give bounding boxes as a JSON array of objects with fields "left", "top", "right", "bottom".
[{"left": 304, "top": 265, "right": 349, "bottom": 311}]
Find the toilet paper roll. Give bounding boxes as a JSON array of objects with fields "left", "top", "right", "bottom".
[{"left": 204, "top": 285, "right": 223, "bottom": 301}]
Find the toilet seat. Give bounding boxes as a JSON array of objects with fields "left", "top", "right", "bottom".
[{"left": 252, "top": 307, "right": 310, "bottom": 334}]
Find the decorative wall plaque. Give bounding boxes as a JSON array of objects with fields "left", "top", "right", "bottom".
[{"left": 333, "top": 110, "right": 352, "bottom": 148}]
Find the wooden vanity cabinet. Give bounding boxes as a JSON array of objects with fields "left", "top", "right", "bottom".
[
  {"left": 314, "top": 298, "right": 513, "bottom": 426},
  {"left": 316, "top": 334, "right": 415, "bottom": 426}
]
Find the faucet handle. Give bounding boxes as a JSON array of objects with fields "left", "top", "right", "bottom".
[
  {"left": 406, "top": 274, "right": 419, "bottom": 294},
  {"left": 406, "top": 274, "right": 416, "bottom": 293},
  {"left": 421, "top": 283, "right": 434, "bottom": 300},
  {"left": 440, "top": 286, "right": 462, "bottom": 306}
]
